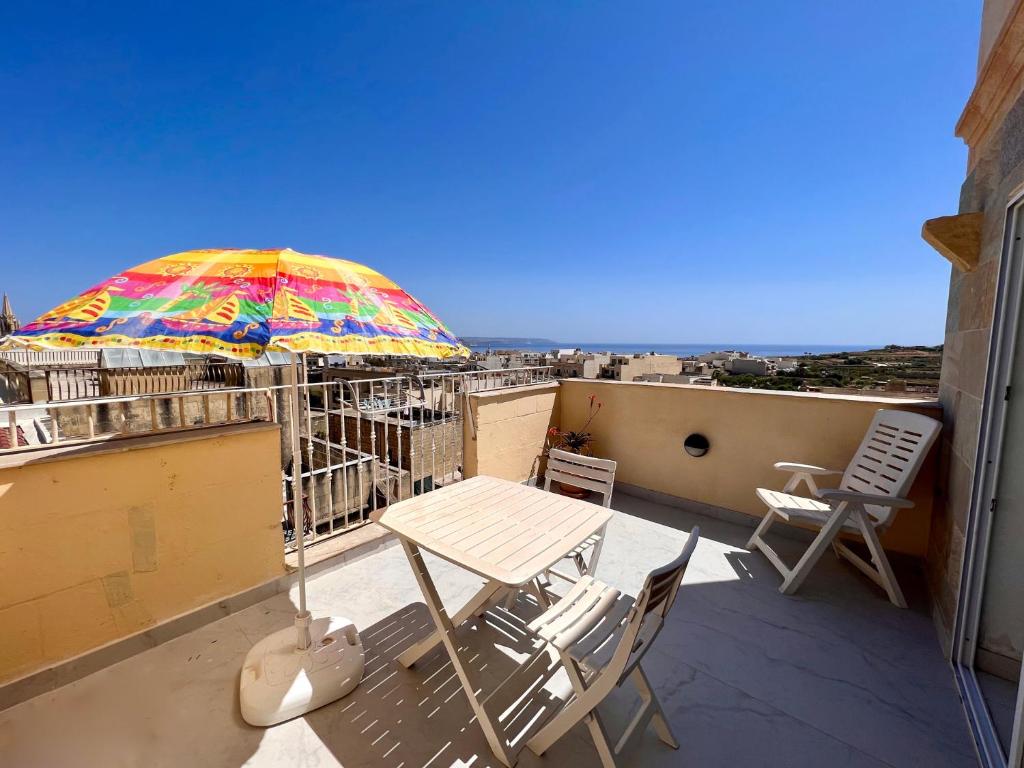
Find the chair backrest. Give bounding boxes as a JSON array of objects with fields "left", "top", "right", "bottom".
[
  {"left": 610, "top": 529, "right": 700, "bottom": 681},
  {"left": 548, "top": 530, "right": 700, "bottom": 689},
  {"left": 544, "top": 448, "right": 617, "bottom": 507},
  {"left": 637, "top": 527, "right": 700, "bottom": 620},
  {"left": 841, "top": 409, "right": 941, "bottom": 528}
]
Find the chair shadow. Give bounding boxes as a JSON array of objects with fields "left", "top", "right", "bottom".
[{"left": 303, "top": 597, "right": 596, "bottom": 768}]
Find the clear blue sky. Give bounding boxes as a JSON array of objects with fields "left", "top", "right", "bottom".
[{"left": 1, "top": 1, "right": 978, "bottom": 345}]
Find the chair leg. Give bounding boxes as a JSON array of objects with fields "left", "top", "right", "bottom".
[
  {"left": 779, "top": 504, "right": 853, "bottom": 595},
  {"left": 629, "top": 664, "right": 679, "bottom": 750},
  {"left": 572, "top": 552, "right": 587, "bottom": 576},
  {"left": 585, "top": 524, "right": 608, "bottom": 576},
  {"left": 503, "top": 578, "right": 553, "bottom": 612},
  {"left": 502, "top": 589, "right": 517, "bottom": 611},
  {"left": 585, "top": 711, "right": 618, "bottom": 768},
  {"left": 746, "top": 508, "right": 778, "bottom": 550},
  {"left": 855, "top": 512, "right": 907, "bottom": 608},
  {"left": 528, "top": 579, "right": 552, "bottom": 609}
]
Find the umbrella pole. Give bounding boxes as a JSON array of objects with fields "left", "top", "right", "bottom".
[{"left": 290, "top": 351, "right": 311, "bottom": 650}]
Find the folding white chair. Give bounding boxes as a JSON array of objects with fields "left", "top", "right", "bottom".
[
  {"left": 747, "top": 409, "right": 940, "bottom": 607},
  {"left": 524, "top": 529, "right": 700, "bottom": 768},
  {"left": 544, "top": 448, "right": 617, "bottom": 578}
]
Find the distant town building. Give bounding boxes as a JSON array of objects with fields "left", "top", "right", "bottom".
[
  {"left": 472, "top": 349, "right": 550, "bottom": 371},
  {"left": 726, "top": 357, "right": 778, "bottom": 376},
  {"left": 601, "top": 353, "right": 682, "bottom": 381},
  {"left": 696, "top": 350, "right": 745, "bottom": 369},
  {"left": 637, "top": 372, "right": 718, "bottom": 386},
  {"left": 552, "top": 348, "right": 582, "bottom": 360},
  {"left": 0, "top": 294, "right": 20, "bottom": 337},
  {"left": 478, "top": 351, "right": 527, "bottom": 370},
  {"left": 679, "top": 359, "right": 711, "bottom": 376},
  {"left": 550, "top": 352, "right": 610, "bottom": 379}
]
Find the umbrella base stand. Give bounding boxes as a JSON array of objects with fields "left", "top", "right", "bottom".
[{"left": 239, "top": 613, "right": 364, "bottom": 727}]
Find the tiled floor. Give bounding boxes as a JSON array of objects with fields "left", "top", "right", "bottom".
[{"left": 0, "top": 493, "right": 977, "bottom": 767}]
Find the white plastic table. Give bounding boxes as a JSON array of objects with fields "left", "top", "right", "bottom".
[{"left": 373, "top": 474, "right": 613, "bottom": 766}]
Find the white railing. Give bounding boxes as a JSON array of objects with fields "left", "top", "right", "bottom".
[
  {"left": 0, "top": 366, "right": 553, "bottom": 554},
  {"left": 421, "top": 365, "right": 553, "bottom": 393},
  {"left": 0, "top": 386, "right": 272, "bottom": 450},
  {"left": 0, "top": 349, "right": 102, "bottom": 367}
]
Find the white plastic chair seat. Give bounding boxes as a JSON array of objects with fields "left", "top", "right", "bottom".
[
  {"left": 527, "top": 575, "right": 621, "bottom": 651},
  {"left": 524, "top": 531, "right": 700, "bottom": 768},
  {"left": 755, "top": 487, "right": 863, "bottom": 532}
]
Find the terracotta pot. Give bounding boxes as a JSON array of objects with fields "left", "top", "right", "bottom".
[{"left": 558, "top": 481, "right": 589, "bottom": 499}]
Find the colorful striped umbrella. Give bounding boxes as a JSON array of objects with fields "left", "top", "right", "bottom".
[
  {"left": 4, "top": 248, "right": 469, "bottom": 358},
  {"left": 1, "top": 248, "right": 470, "bottom": 718}
]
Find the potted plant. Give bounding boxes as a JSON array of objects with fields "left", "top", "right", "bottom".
[{"left": 546, "top": 394, "right": 603, "bottom": 498}]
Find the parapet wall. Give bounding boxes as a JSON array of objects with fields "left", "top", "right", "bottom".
[
  {"left": 462, "top": 382, "right": 559, "bottom": 483},
  {"left": 0, "top": 422, "right": 284, "bottom": 685},
  {"left": 559, "top": 379, "right": 941, "bottom": 557}
]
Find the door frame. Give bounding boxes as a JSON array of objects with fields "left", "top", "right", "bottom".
[{"left": 954, "top": 189, "right": 1024, "bottom": 768}]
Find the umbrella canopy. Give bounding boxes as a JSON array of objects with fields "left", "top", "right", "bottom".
[{"left": 4, "top": 248, "right": 469, "bottom": 359}]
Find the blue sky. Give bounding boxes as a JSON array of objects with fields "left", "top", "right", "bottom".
[{"left": 1, "top": 1, "right": 978, "bottom": 345}]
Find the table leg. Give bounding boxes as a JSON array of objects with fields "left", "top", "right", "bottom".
[
  {"left": 397, "top": 571, "right": 505, "bottom": 669},
  {"left": 398, "top": 539, "right": 515, "bottom": 766}
]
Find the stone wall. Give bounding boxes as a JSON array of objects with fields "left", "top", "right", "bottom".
[
  {"left": 462, "top": 382, "right": 559, "bottom": 483},
  {"left": 0, "top": 423, "right": 284, "bottom": 685},
  {"left": 930, "top": 27, "right": 1024, "bottom": 651},
  {"left": 560, "top": 379, "right": 941, "bottom": 557}
]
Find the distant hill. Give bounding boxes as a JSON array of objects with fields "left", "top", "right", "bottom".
[{"left": 461, "top": 336, "right": 559, "bottom": 347}]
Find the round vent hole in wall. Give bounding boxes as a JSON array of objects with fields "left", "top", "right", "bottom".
[{"left": 683, "top": 433, "right": 709, "bottom": 457}]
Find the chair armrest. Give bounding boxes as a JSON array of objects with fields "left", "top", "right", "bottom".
[
  {"left": 774, "top": 462, "right": 842, "bottom": 475},
  {"left": 815, "top": 489, "right": 914, "bottom": 509}
]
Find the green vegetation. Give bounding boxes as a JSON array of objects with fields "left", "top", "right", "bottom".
[{"left": 716, "top": 345, "right": 942, "bottom": 394}]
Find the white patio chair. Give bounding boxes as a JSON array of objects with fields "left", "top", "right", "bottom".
[
  {"left": 524, "top": 528, "right": 700, "bottom": 768},
  {"left": 544, "top": 448, "right": 617, "bottom": 578},
  {"left": 747, "top": 409, "right": 940, "bottom": 607}
]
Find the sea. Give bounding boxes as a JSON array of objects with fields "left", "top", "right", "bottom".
[{"left": 466, "top": 341, "right": 876, "bottom": 358}]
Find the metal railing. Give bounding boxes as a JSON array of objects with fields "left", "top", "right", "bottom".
[
  {"left": 9, "top": 362, "right": 553, "bottom": 405},
  {"left": 283, "top": 374, "right": 465, "bottom": 551},
  {"left": 0, "top": 365, "right": 553, "bottom": 552},
  {"left": 0, "top": 362, "right": 31, "bottom": 405},
  {"left": 0, "top": 349, "right": 101, "bottom": 367},
  {"left": 0, "top": 386, "right": 268, "bottom": 450},
  {"left": 423, "top": 365, "right": 553, "bottom": 393},
  {"left": 39, "top": 361, "right": 246, "bottom": 402}
]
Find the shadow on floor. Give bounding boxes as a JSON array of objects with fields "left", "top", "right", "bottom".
[
  {"left": 302, "top": 599, "right": 602, "bottom": 768},
  {"left": 0, "top": 490, "right": 975, "bottom": 768}
]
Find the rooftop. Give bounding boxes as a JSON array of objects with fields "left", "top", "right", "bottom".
[{"left": 0, "top": 491, "right": 974, "bottom": 768}]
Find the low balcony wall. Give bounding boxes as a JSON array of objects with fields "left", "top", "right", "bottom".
[
  {"left": 559, "top": 379, "right": 941, "bottom": 557},
  {"left": 463, "top": 382, "right": 560, "bottom": 482},
  {"left": 0, "top": 422, "right": 284, "bottom": 686}
]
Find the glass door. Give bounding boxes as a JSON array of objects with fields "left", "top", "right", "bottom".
[{"left": 956, "top": 196, "right": 1024, "bottom": 768}]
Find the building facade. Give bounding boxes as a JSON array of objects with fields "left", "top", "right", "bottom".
[
  {"left": 925, "top": 2, "right": 1024, "bottom": 762},
  {"left": 726, "top": 357, "right": 777, "bottom": 376},
  {"left": 601, "top": 353, "right": 682, "bottom": 381},
  {"left": 550, "top": 355, "right": 607, "bottom": 379}
]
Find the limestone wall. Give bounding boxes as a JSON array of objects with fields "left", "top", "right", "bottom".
[
  {"left": 0, "top": 422, "right": 284, "bottom": 685},
  {"left": 559, "top": 379, "right": 941, "bottom": 557},
  {"left": 462, "top": 383, "right": 559, "bottom": 483}
]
